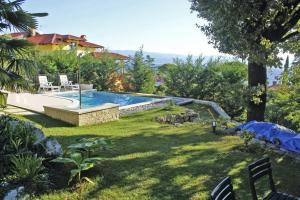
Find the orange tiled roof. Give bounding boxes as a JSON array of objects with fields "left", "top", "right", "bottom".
[
  {"left": 91, "top": 52, "right": 129, "bottom": 60},
  {"left": 79, "top": 41, "right": 103, "bottom": 48},
  {"left": 10, "top": 32, "right": 104, "bottom": 48}
]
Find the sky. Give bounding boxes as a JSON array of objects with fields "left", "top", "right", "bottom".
[{"left": 22, "top": 0, "right": 221, "bottom": 56}]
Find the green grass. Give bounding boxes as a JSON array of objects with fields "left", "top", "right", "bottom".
[{"left": 15, "top": 106, "right": 300, "bottom": 200}]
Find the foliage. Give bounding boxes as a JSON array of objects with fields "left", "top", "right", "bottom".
[
  {"left": 0, "top": 115, "right": 37, "bottom": 157},
  {"left": 266, "top": 57, "right": 300, "bottom": 132},
  {"left": 81, "top": 53, "right": 123, "bottom": 91},
  {"left": 10, "top": 154, "right": 45, "bottom": 183},
  {"left": 0, "top": 0, "right": 47, "bottom": 91},
  {"left": 127, "top": 48, "right": 155, "bottom": 93},
  {"left": 240, "top": 131, "right": 256, "bottom": 148},
  {"left": 36, "top": 50, "right": 126, "bottom": 91},
  {"left": 67, "top": 137, "right": 110, "bottom": 157},
  {"left": 164, "top": 55, "right": 204, "bottom": 97},
  {"left": 189, "top": 0, "right": 300, "bottom": 121},
  {"left": 52, "top": 137, "right": 109, "bottom": 184},
  {"left": 36, "top": 50, "right": 79, "bottom": 74},
  {"left": 0, "top": 115, "right": 65, "bottom": 198},
  {"left": 162, "top": 57, "right": 248, "bottom": 119},
  {"left": 281, "top": 56, "right": 290, "bottom": 85},
  {"left": 189, "top": 0, "right": 300, "bottom": 65}
]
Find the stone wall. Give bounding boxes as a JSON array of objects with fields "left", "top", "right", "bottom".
[
  {"left": 120, "top": 98, "right": 172, "bottom": 116},
  {"left": 44, "top": 103, "right": 119, "bottom": 126},
  {"left": 192, "top": 99, "right": 231, "bottom": 120}
]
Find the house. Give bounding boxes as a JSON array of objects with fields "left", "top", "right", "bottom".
[{"left": 9, "top": 30, "right": 128, "bottom": 60}]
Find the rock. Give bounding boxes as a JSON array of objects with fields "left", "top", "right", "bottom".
[
  {"left": 3, "top": 186, "right": 26, "bottom": 200},
  {"left": 155, "top": 109, "right": 200, "bottom": 125}
]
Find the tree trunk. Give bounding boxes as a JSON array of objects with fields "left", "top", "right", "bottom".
[{"left": 247, "top": 61, "right": 267, "bottom": 122}]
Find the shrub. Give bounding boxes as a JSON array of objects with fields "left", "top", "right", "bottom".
[
  {"left": 52, "top": 137, "right": 110, "bottom": 184},
  {"left": 81, "top": 53, "right": 124, "bottom": 91},
  {"left": 162, "top": 57, "right": 248, "bottom": 119},
  {"left": 240, "top": 131, "right": 256, "bottom": 148},
  {"left": 10, "top": 155, "right": 44, "bottom": 183}
]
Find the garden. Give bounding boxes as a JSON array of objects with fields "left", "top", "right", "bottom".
[
  {"left": 0, "top": 105, "right": 300, "bottom": 199},
  {"left": 1, "top": 0, "right": 300, "bottom": 200}
]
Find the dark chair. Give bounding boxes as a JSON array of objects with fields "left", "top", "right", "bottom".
[
  {"left": 248, "top": 157, "right": 297, "bottom": 200},
  {"left": 211, "top": 177, "right": 235, "bottom": 200}
]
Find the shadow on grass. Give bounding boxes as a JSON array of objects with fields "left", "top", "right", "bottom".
[
  {"left": 50, "top": 130, "right": 281, "bottom": 200},
  {"left": 16, "top": 107, "right": 300, "bottom": 199},
  {"left": 21, "top": 113, "right": 73, "bottom": 128}
]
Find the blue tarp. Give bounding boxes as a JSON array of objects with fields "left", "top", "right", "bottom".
[{"left": 236, "top": 121, "right": 300, "bottom": 154}]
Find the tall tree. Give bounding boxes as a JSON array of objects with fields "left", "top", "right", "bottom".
[
  {"left": 127, "top": 47, "right": 155, "bottom": 93},
  {"left": 0, "top": 0, "right": 47, "bottom": 90},
  {"left": 189, "top": 0, "right": 300, "bottom": 121},
  {"left": 282, "top": 55, "right": 290, "bottom": 85}
]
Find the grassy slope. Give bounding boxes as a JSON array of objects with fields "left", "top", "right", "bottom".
[{"left": 16, "top": 106, "right": 300, "bottom": 200}]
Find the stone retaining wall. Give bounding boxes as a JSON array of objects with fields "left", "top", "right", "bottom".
[
  {"left": 44, "top": 103, "right": 119, "bottom": 126},
  {"left": 192, "top": 99, "right": 230, "bottom": 120},
  {"left": 120, "top": 98, "right": 172, "bottom": 116}
]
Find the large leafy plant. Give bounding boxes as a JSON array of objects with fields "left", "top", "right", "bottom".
[{"left": 52, "top": 138, "right": 110, "bottom": 184}]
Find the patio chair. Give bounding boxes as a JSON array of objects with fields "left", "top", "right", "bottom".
[
  {"left": 248, "top": 157, "right": 297, "bottom": 200},
  {"left": 59, "top": 75, "right": 79, "bottom": 91},
  {"left": 38, "top": 76, "right": 60, "bottom": 92},
  {"left": 211, "top": 177, "right": 235, "bottom": 200}
]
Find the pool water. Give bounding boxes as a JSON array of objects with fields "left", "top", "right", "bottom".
[{"left": 56, "top": 91, "right": 157, "bottom": 108}]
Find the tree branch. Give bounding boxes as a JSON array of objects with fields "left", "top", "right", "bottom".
[{"left": 263, "top": 5, "right": 300, "bottom": 42}]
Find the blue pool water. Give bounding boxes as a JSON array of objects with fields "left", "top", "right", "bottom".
[{"left": 57, "top": 91, "right": 157, "bottom": 108}]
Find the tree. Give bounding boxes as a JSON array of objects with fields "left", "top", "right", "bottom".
[
  {"left": 189, "top": 0, "right": 300, "bottom": 121},
  {"left": 282, "top": 56, "right": 290, "bottom": 85},
  {"left": 127, "top": 48, "right": 155, "bottom": 93},
  {"left": 81, "top": 54, "right": 122, "bottom": 91},
  {"left": 0, "top": 0, "right": 47, "bottom": 90}
]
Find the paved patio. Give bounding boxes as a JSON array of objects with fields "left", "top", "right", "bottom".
[{"left": 7, "top": 93, "right": 76, "bottom": 113}]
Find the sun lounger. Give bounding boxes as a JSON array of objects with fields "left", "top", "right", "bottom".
[
  {"left": 38, "top": 76, "right": 60, "bottom": 92},
  {"left": 59, "top": 75, "right": 79, "bottom": 91}
]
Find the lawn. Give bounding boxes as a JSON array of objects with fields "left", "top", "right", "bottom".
[{"left": 15, "top": 105, "right": 300, "bottom": 200}]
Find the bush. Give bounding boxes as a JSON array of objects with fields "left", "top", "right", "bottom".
[
  {"left": 240, "top": 131, "right": 256, "bottom": 148},
  {"left": 0, "top": 116, "right": 64, "bottom": 197},
  {"left": 162, "top": 57, "right": 248, "bottom": 119},
  {"left": 81, "top": 54, "right": 125, "bottom": 91},
  {"left": 266, "top": 61, "right": 300, "bottom": 132},
  {"left": 10, "top": 155, "right": 45, "bottom": 184}
]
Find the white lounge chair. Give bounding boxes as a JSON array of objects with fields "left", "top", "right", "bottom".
[
  {"left": 38, "top": 76, "right": 60, "bottom": 93},
  {"left": 59, "top": 75, "right": 79, "bottom": 91}
]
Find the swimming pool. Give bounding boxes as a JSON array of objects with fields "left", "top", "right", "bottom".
[{"left": 56, "top": 91, "right": 157, "bottom": 109}]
